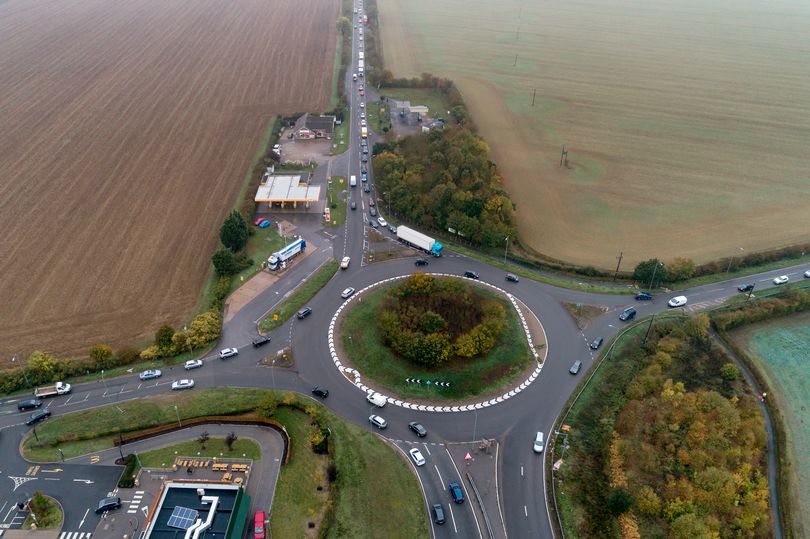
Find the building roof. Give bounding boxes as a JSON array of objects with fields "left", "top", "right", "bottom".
[
  {"left": 409, "top": 105, "right": 429, "bottom": 114},
  {"left": 254, "top": 173, "right": 320, "bottom": 203},
  {"left": 303, "top": 114, "right": 335, "bottom": 134}
]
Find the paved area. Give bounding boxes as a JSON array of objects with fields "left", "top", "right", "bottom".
[{"left": 447, "top": 441, "right": 506, "bottom": 539}]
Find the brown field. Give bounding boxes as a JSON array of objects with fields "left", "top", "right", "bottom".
[
  {"left": 0, "top": 0, "right": 338, "bottom": 362},
  {"left": 378, "top": 0, "right": 810, "bottom": 268}
]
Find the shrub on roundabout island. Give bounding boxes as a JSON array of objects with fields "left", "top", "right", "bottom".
[{"left": 377, "top": 274, "right": 507, "bottom": 366}]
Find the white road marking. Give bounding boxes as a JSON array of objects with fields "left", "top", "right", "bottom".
[
  {"left": 521, "top": 465, "right": 524, "bottom": 477},
  {"left": 78, "top": 509, "right": 89, "bottom": 528},
  {"left": 448, "top": 505, "right": 459, "bottom": 533},
  {"left": 524, "top": 505, "right": 528, "bottom": 517},
  {"left": 422, "top": 444, "right": 431, "bottom": 456}
]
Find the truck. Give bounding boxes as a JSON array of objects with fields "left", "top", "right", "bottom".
[
  {"left": 396, "top": 226, "right": 443, "bottom": 257},
  {"left": 267, "top": 238, "right": 306, "bottom": 270},
  {"left": 34, "top": 381, "right": 72, "bottom": 398},
  {"left": 358, "top": 51, "right": 364, "bottom": 61},
  {"left": 360, "top": 127, "right": 368, "bottom": 138}
]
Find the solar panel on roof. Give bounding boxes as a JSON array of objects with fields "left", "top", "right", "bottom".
[{"left": 167, "top": 506, "right": 199, "bottom": 530}]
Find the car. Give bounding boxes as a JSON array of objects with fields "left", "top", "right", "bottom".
[
  {"left": 361, "top": 171, "right": 368, "bottom": 180},
  {"left": 172, "top": 379, "right": 195, "bottom": 391},
  {"left": 361, "top": 163, "right": 367, "bottom": 173},
  {"left": 589, "top": 337, "right": 603, "bottom": 350},
  {"left": 569, "top": 360, "right": 582, "bottom": 375},
  {"left": 377, "top": 217, "right": 387, "bottom": 227},
  {"left": 369, "top": 206, "right": 377, "bottom": 217},
  {"left": 463, "top": 270, "right": 479, "bottom": 279},
  {"left": 619, "top": 307, "right": 637, "bottom": 321},
  {"left": 773, "top": 275, "right": 789, "bottom": 285},
  {"left": 219, "top": 347, "right": 238, "bottom": 359},
  {"left": 312, "top": 386, "right": 329, "bottom": 398},
  {"left": 252, "top": 217, "right": 270, "bottom": 226},
  {"left": 368, "top": 198, "right": 375, "bottom": 206},
  {"left": 359, "top": 89, "right": 365, "bottom": 96},
  {"left": 272, "top": 144, "right": 280, "bottom": 153},
  {"left": 635, "top": 292, "right": 653, "bottom": 300},
  {"left": 360, "top": 102, "right": 365, "bottom": 108},
  {"left": 363, "top": 184, "right": 371, "bottom": 193},
  {"left": 341, "top": 256, "right": 351, "bottom": 269},
  {"left": 139, "top": 369, "right": 162, "bottom": 381},
  {"left": 805, "top": 270, "right": 810, "bottom": 278},
  {"left": 360, "top": 111, "right": 366, "bottom": 119},
  {"left": 432, "top": 504, "right": 446, "bottom": 525},
  {"left": 737, "top": 283, "right": 755, "bottom": 292},
  {"left": 95, "top": 496, "right": 121, "bottom": 514},
  {"left": 184, "top": 359, "right": 203, "bottom": 370},
  {"left": 296, "top": 307, "right": 312, "bottom": 319},
  {"left": 415, "top": 258, "right": 429, "bottom": 267},
  {"left": 369, "top": 414, "right": 387, "bottom": 429},
  {"left": 350, "top": 201, "right": 356, "bottom": 210},
  {"left": 341, "top": 287, "right": 355, "bottom": 299},
  {"left": 252, "top": 335, "right": 271, "bottom": 347},
  {"left": 17, "top": 399, "right": 43, "bottom": 411},
  {"left": 668, "top": 295, "right": 688, "bottom": 308},
  {"left": 388, "top": 225, "right": 397, "bottom": 234},
  {"left": 506, "top": 273, "right": 519, "bottom": 282},
  {"left": 369, "top": 220, "right": 379, "bottom": 229},
  {"left": 258, "top": 219, "right": 270, "bottom": 229},
  {"left": 26, "top": 409, "right": 51, "bottom": 426},
  {"left": 361, "top": 119, "right": 367, "bottom": 127},
  {"left": 253, "top": 511, "right": 266, "bottom": 539},
  {"left": 533, "top": 432, "right": 545, "bottom": 453},
  {"left": 409, "top": 447, "right": 426, "bottom": 466},
  {"left": 448, "top": 482, "right": 465, "bottom": 504},
  {"left": 408, "top": 421, "right": 427, "bottom": 437},
  {"left": 361, "top": 155, "right": 368, "bottom": 163}
]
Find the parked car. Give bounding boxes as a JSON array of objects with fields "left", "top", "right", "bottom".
[
  {"left": 589, "top": 337, "right": 603, "bottom": 350},
  {"left": 95, "top": 496, "right": 121, "bottom": 514},
  {"left": 252, "top": 217, "right": 270, "bottom": 226},
  {"left": 139, "top": 369, "right": 162, "bottom": 381},
  {"left": 253, "top": 511, "right": 266, "bottom": 539},
  {"left": 432, "top": 504, "right": 446, "bottom": 525},
  {"left": 360, "top": 111, "right": 366, "bottom": 119},
  {"left": 257, "top": 220, "right": 270, "bottom": 229},
  {"left": 362, "top": 145, "right": 368, "bottom": 154},
  {"left": 408, "top": 421, "right": 427, "bottom": 437},
  {"left": 369, "top": 414, "right": 387, "bottom": 429},
  {"left": 414, "top": 259, "right": 429, "bottom": 267},
  {"left": 360, "top": 163, "right": 367, "bottom": 173},
  {"left": 172, "top": 379, "right": 195, "bottom": 391},
  {"left": 296, "top": 307, "right": 313, "bottom": 319},
  {"left": 773, "top": 275, "right": 789, "bottom": 285},
  {"left": 312, "top": 386, "right": 329, "bottom": 398},
  {"left": 26, "top": 409, "right": 51, "bottom": 426},
  {"left": 738, "top": 283, "right": 755, "bottom": 292},
  {"left": 463, "top": 270, "right": 479, "bottom": 279},
  {"left": 350, "top": 201, "right": 356, "bottom": 210},
  {"left": 619, "top": 307, "right": 637, "bottom": 321},
  {"left": 448, "top": 482, "right": 465, "bottom": 504},
  {"left": 506, "top": 273, "right": 519, "bottom": 282},
  {"left": 360, "top": 102, "right": 365, "bottom": 108},
  {"left": 369, "top": 220, "right": 379, "bottom": 229},
  {"left": 668, "top": 295, "right": 688, "bottom": 308},
  {"left": 635, "top": 292, "right": 653, "bottom": 301},
  {"left": 409, "top": 447, "right": 426, "bottom": 466},
  {"left": 341, "top": 256, "right": 351, "bottom": 269},
  {"left": 184, "top": 359, "right": 203, "bottom": 370},
  {"left": 219, "top": 348, "right": 238, "bottom": 359},
  {"left": 341, "top": 287, "right": 356, "bottom": 299},
  {"left": 252, "top": 335, "right": 271, "bottom": 347},
  {"left": 377, "top": 217, "right": 387, "bottom": 227},
  {"left": 569, "top": 360, "right": 582, "bottom": 375},
  {"left": 533, "top": 432, "right": 545, "bottom": 453},
  {"left": 17, "top": 399, "right": 43, "bottom": 411}
]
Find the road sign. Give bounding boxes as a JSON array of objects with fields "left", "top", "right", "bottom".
[{"left": 464, "top": 452, "right": 473, "bottom": 461}]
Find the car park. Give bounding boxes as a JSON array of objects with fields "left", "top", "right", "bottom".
[
  {"left": 409, "top": 447, "right": 426, "bottom": 466},
  {"left": 341, "top": 256, "right": 351, "bottom": 269},
  {"left": 184, "top": 359, "right": 203, "bottom": 370},
  {"left": 635, "top": 292, "right": 653, "bottom": 300},
  {"left": 253, "top": 511, "right": 266, "bottom": 539},
  {"left": 341, "top": 287, "right": 356, "bottom": 299},
  {"left": 369, "top": 414, "right": 387, "bottom": 429},
  {"left": 312, "top": 386, "right": 329, "bottom": 398},
  {"left": 415, "top": 258, "right": 429, "bottom": 266},
  {"left": 533, "top": 432, "right": 545, "bottom": 453},
  {"left": 432, "top": 504, "right": 446, "bottom": 525},
  {"left": 409, "top": 421, "right": 427, "bottom": 437},
  {"left": 589, "top": 337, "right": 603, "bottom": 350},
  {"left": 139, "top": 369, "right": 162, "bottom": 380},
  {"left": 219, "top": 348, "right": 238, "bottom": 359},
  {"left": 377, "top": 217, "right": 387, "bottom": 227},
  {"left": 26, "top": 409, "right": 51, "bottom": 426},
  {"left": 738, "top": 283, "right": 755, "bottom": 292},
  {"left": 172, "top": 379, "right": 195, "bottom": 390},
  {"left": 448, "top": 482, "right": 465, "bottom": 504},
  {"left": 668, "top": 295, "right": 688, "bottom": 308},
  {"left": 619, "top": 307, "right": 637, "bottom": 321},
  {"left": 95, "top": 496, "right": 121, "bottom": 514},
  {"left": 252, "top": 335, "right": 271, "bottom": 347},
  {"left": 464, "top": 270, "right": 479, "bottom": 279},
  {"left": 773, "top": 275, "right": 789, "bottom": 285},
  {"left": 350, "top": 201, "right": 356, "bottom": 210},
  {"left": 569, "top": 360, "right": 582, "bottom": 375},
  {"left": 369, "top": 206, "right": 377, "bottom": 217},
  {"left": 296, "top": 307, "right": 312, "bottom": 319},
  {"left": 17, "top": 399, "right": 43, "bottom": 411},
  {"left": 506, "top": 273, "right": 519, "bottom": 282}
]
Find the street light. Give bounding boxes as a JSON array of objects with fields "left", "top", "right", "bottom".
[
  {"left": 12, "top": 356, "right": 31, "bottom": 388},
  {"left": 503, "top": 236, "right": 510, "bottom": 265},
  {"left": 101, "top": 369, "right": 107, "bottom": 389},
  {"left": 648, "top": 260, "right": 664, "bottom": 291},
  {"left": 726, "top": 247, "right": 744, "bottom": 274},
  {"left": 174, "top": 405, "right": 181, "bottom": 427}
]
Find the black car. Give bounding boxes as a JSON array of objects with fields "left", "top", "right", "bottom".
[
  {"left": 369, "top": 220, "right": 379, "bottom": 229},
  {"left": 361, "top": 163, "right": 367, "bottom": 173},
  {"left": 351, "top": 201, "right": 357, "bottom": 210},
  {"left": 432, "top": 504, "right": 446, "bottom": 525},
  {"left": 369, "top": 207, "right": 377, "bottom": 217},
  {"left": 408, "top": 421, "right": 427, "bottom": 437},
  {"left": 506, "top": 273, "right": 519, "bottom": 282},
  {"left": 635, "top": 292, "right": 653, "bottom": 300},
  {"left": 361, "top": 155, "right": 368, "bottom": 163},
  {"left": 296, "top": 307, "right": 312, "bottom": 319},
  {"left": 95, "top": 496, "right": 121, "bottom": 514},
  {"left": 363, "top": 184, "right": 371, "bottom": 193},
  {"left": 463, "top": 270, "right": 479, "bottom": 279},
  {"left": 619, "top": 307, "right": 637, "bottom": 321},
  {"left": 18, "top": 399, "right": 43, "bottom": 411},
  {"left": 362, "top": 146, "right": 369, "bottom": 154},
  {"left": 589, "top": 337, "right": 603, "bottom": 350},
  {"left": 737, "top": 283, "right": 755, "bottom": 293},
  {"left": 26, "top": 409, "right": 51, "bottom": 426},
  {"left": 312, "top": 386, "right": 329, "bottom": 398},
  {"left": 414, "top": 258, "right": 429, "bottom": 266},
  {"left": 252, "top": 335, "right": 271, "bottom": 347}
]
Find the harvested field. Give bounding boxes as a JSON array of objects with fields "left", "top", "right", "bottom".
[
  {"left": 0, "top": 0, "right": 338, "bottom": 362},
  {"left": 378, "top": 0, "right": 810, "bottom": 268}
]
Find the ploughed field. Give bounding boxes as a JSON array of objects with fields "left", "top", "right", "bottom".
[
  {"left": 378, "top": 0, "right": 810, "bottom": 267},
  {"left": 0, "top": 0, "right": 338, "bottom": 361}
]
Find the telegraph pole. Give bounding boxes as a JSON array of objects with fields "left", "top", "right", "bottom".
[{"left": 613, "top": 252, "right": 623, "bottom": 281}]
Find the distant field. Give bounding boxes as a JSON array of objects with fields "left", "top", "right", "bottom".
[
  {"left": 732, "top": 312, "right": 810, "bottom": 537},
  {"left": 378, "top": 0, "right": 810, "bottom": 267},
  {"left": 0, "top": 0, "right": 338, "bottom": 361}
]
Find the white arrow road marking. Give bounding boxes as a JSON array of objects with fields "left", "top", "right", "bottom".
[{"left": 72, "top": 479, "right": 94, "bottom": 484}]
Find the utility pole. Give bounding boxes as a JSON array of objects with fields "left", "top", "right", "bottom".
[
  {"left": 648, "top": 260, "right": 662, "bottom": 291},
  {"left": 643, "top": 313, "right": 656, "bottom": 344},
  {"left": 531, "top": 89, "right": 536, "bottom": 107},
  {"left": 503, "top": 236, "right": 510, "bottom": 265},
  {"left": 613, "top": 252, "right": 623, "bottom": 281}
]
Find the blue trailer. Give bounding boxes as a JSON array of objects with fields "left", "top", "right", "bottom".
[{"left": 268, "top": 238, "right": 306, "bottom": 270}]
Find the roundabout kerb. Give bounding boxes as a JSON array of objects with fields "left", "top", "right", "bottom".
[{"left": 327, "top": 273, "right": 549, "bottom": 412}]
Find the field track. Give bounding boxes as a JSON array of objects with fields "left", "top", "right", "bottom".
[{"left": 0, "top": 0, "right": 338, "bottom": 361}]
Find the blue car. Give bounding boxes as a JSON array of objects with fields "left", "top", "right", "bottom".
[
  {"left": 449, "top": 482, "right": 464, "bottom": 504},
  {"left": 258, "top": 220, "right": 271, "bottom": 228},
  {"left": 635, "top": 292, "right": 653, "bottom": 301}
]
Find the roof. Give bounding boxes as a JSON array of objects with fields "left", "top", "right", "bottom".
[
  {"left": 254, "top": 173, "right": 320, "bottom": 203},
  {"left": 303, "top": 114, "right": 335, "bottom": 133},
  {"left": 409, "top": 105, "right": 429, "bottom": 114}
]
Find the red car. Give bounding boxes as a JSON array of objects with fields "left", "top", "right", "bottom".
[
  {"left": 359, "top": 89, "right": 365, "bottom": 96},
  {"left": 253, "top": 217, "right": 270, "bottom": 226},
  {"left": 254, "top": 512, "right": 266, "bottom": 539},
  {"left": 368, "top": 198, "right": 375, "bottom": 206}
]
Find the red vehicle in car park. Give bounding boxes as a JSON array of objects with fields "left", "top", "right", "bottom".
[{"left": 254, "top": 512, "right": 266, "bottom": 539}]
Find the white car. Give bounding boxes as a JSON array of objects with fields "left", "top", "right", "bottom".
[
  {"left": 369, "top": 414, "right": 387, "bottom": 429},
  {"left": 139, "top": 369, "right": 161, "bottom": 380},
  {"left": 804, "top": 270, "right": 810, "bottom": 278},
  {"left": 360, "top": 112, "right": 366, "bottom": 119},
  {"left": 341, "top": 256, "right": 351, "bottom": 269},
  {"left": 773, "top": 275, "right": 789, "bottom": 285},
  {"left": 219, "top": 348, "right": 238, "bottom": 359},
  {"left": 409, "top": 447, "right": 426, "bottom": 466},
  {"left": 667, "top": 295, "right": 688, "bottom": 308},
  {"left": 272, "top": 144, "right": 280, "bottom": 153},
  {"left": 533, "top": 432, "right": 544, "bottom": 453},
  {"left": 360, "top": 102, "right": 365, "bottom": 109},
  {"left": 377, "top": 217, "right": 387, "bottom": 228},
  {"left": 184, "top": 359, "right": 203, "bottom": 370},
  {"left": 361, "top": 119, "right": 367, "bottom": 127},
  {"left": 172, "top": 379, "right": 195, "bottom": 391},
  {"left": 341, "top": 287, "right": 356, "bottom": 299}
]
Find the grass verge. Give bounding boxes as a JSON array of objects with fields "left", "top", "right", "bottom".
[
  {"left": 340, "top": 282, "right": 533, "bottom": 400},
  {"left": 326, "top": 177, "right": 347, "bottom": 227},
  {"left": 138, "top": 438, "right": 261, "bottom": 468},
  {"left": 672, "top": 253, "right": 810, "bottom": 290},
  {"left": 365, "top": 98, "right": 391, "bottom": 134},
  {"left": 23, "top": 494, "right": 62, "bottom": 529},
  {"left": 258, "top": 260, "right": 340, "bottom": 333},
  {"left": 331, "top": 120, "right": 349, "bottom": 155}
]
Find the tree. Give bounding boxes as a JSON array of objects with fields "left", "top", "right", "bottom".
[
  {"left": 635, "top": 485, "right": 661, "bottom": 516},
  {"left": 225, "top": 431, "right": 238, "bottom": 451},
  {"left": 633, "top": 258, "right": 667, "bottom": 286},
  {"left": 219, "top": 210, "right": 248, "bottom": 252},
  {"left": 336, "top": 16, "right": 351, "bottom": 36},
  {"left": 198, "top": 431, "right": 210, "bottom": 449},
  {"left": 668, "top": 257, "right": 697, "bottom": 281},
  {"left": 186, "top": 311, "right": 222, "bottom": 348},
  {"left": 212, "top": 247, "right": 238, "bottom": 276},
  {"left": 256, "top": 395, "right": 278, "bottom": 418},
  {"left": 26, "top": 351, "right": 57, "bottom": 384},
  {"left": 720, "top": 363, "right": 740, "bottom": 381},
  {"left": 155, "top": 325, "right": 175, "bottom": 351},
  {"left": 607, "top": 488, "right": 633, "bottom": 516},
  {"left": 88, "top": 345, "right": 114, "bottom": 369}
]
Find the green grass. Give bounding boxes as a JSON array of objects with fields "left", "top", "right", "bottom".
[
  {"left": 330, "top": 34, "right": 342, "bottom": 110},
  {"left": 672, "top": 253, "right": 810, "bottom": 290},
  {"left": 341, "top": 282, "right": 533, "bottom": 400},
  {"left": 236, "top": 226, "right": 287, "bottom": 283},
  {"left": 365, "top": 98, "right": 391, "bottom": 133},
  {"left": 138, "top": 438, "right": 261, "bottom": 468},
  {"left": 331, "top": 119, "right": 349, "bottom": 155},
  {"left": 23, "top": 494, "right": 62, "bottom": 529},
  {"left": 258, "top": 259, "right": 339, "bottom": 332},
  {"left": 326, "top": 176, "right": 347, "bottom": 227},
  {"left": 68, "top": 346, "right": 214, "bottom": 385},
  {"left": 377, "top": 87, "right": 454, "bottom": 123}
]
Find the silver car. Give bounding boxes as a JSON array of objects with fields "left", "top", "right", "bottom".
[{"left": 139, "top": 369, "right": 162, "bottom": 380}]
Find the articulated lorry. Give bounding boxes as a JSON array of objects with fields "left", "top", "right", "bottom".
[
  {"left": 34, "top": 381, "right": 72, "bottom": 398},
  {"left": 268, "top": 238, "right": 306, "bottom": 270},
  {"left": 396, "top": 226, "right": 443, "bottom": 257}
]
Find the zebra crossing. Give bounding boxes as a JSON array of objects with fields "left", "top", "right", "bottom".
[
  {"left": 59, "top": 532, "right": 92, "bottom": 539},
  {"left": 127, "top": 491, "right": 145, "bottom": 514}
]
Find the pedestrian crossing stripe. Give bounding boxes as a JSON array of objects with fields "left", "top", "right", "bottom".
[
  {"left": 89, "top": 455, "right": 100, "bottom": 464},
  {"left": 59, "top": 532, "right": 92, "bottom": 539}
]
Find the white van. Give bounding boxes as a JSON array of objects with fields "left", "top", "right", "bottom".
[
  {"left": 350, "top": 175, "right": 357, "bottom": 187},
  {"left": 366, "top": 392, "right": 386, "bottom": 407}
]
